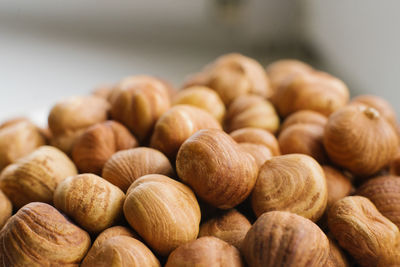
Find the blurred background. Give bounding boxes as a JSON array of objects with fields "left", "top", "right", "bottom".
[{"left": 0, "top": 0, "right": 399, "bottom": 125}]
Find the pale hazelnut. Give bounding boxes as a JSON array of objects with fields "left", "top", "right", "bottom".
[
  {"left": 0, "top": 146, "right": 77, "bottom": 209},
  {"left": 54, "top": 173, "right": 125, "bottom": 233},
  {"left": 230, "top": 127, "right": 280, "bottom": 156},
  {"left": 72, "top": 120, "right": 138, "bottom": 174},
  {"left": 0, "top": 189, "right": 12, "bottom": 229}
]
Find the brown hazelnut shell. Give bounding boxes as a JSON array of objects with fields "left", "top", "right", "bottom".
[
  {"left": 0, "top": 189, "right": 12, "bottom": 229},
  {"left": 230, "top": 127, "right": 280, "bottom": 156}
]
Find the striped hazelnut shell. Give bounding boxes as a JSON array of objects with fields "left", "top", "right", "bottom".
[
  {"left": 279, "top": 110, "right": 327, "bottom": 133},
  {"left": 0, "top": 189, "right": 12, "bottom": 229},
  {"left": 230, "top": 127, "right": 280, "bottom": 156},
  {"left": 238, "top": 143, "right": 272, "bottom": 168},
  {"left": 322, "top": 165, "right": 354, "bottom": 209}
]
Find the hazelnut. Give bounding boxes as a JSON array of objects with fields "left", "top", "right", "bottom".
[
  {"left": 279, "top": 110, "right": 327, "bottom": 133},
  {"left": 251, "top": 154, "right": 327, "bottom": 221},
  {"left": 173, "top": 86, "right": 226, "bottom": 122},
  {"left": 241, "top": 211, "right": 330, "bottom": 267},
  {"left": 0, "top": 190, "right": 12, "bottom": 229},
  {"left": 275, "top": 71, "right": 349, "bottom": 117},
  {"left": 110, "top": 75, "right": 171, "bottom": 141},
  {"left": 0, "top": 146, "right": 77, "bottom": 209},
  {"left": 150, "top": 105, "right": 221, "bottom": 158},
  {"left": 230, "top": 127, "right": 280, "bottom": 156},
  {"left": 102, "top": 147, "right": 174, "bottom": 192},
  {"left": 357, "top": 175, "right": 400, "bottom": 228},
  {"left": 238, "top": 143, "right": 272, "bottom": 168},
  {"left": 278, "top": 123, "right": 327, "bottom": 163},
  {"left": 390, "top": 150, "right": 400, "bottom": 175},
  {"left": 123, "top": 174, "right": 201, "bottom": 256},
  {"left": 225, "top": 95, "right": 280, "bottom": 134},
  {"left": 92, "top": 84, "right": 115, "bottom": 100},
  {"left": 199, "top": 209, "right": 251, "bottom": 249},
  {"left": 176, "top": 129, "right": 258, "bottom": 209},
  {"left": 328, "top": 196, "right": 400, "bottom": 267},
  {"left": 0, "top": 120, "right": 45, "bottom": 171},
  {"left": 0, "top": 202, "right": 91, "bottom": 266},
  {"left": 166, "top": 236, "right": 244, "bottom": 267},
  {"left": 48, "top": 96, "right": 110, "bottom": 154},
  {"left": 323, "top": 165, "right": 354, "bottom": 209},
  {"left": 54, "top": 173, "right": 125, "bottom": 233},
  {"left": 324, "top": 105, "right": 398, "bottom": 176},
  {"left": 326, "top": 237, "right": 350, "bottom": 267},
  {"left": 72, "top": 120, "right": 138, "bottom": 174}
]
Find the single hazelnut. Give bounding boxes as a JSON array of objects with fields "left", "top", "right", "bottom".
[
  {"left": 173, "top": 86, "right": 226, "bottom": 122},
  {"left": 229, "top": 127, "right": 281, "bottom": 156},
  {"left": 322, "top": 165, "right": 354, "bottom": 209},
  {"left": 278, "top": 123, "right": 327, "bottom": 163},
  {"left": 328, "top": 196, "right": 400, "bottom": 267},
  {"left": 275, "top": 71, "right": 349, "bottom": 117},
  {"left": 0, "top": 190, "right": 12, "bottom": 229},
  {"left": 0, "top": 202, "right": 91, "bottom": 266},
  {"left": 251, "top": 154, "right": 327, "bottom": 221},
  {"left": 110, "top": 75, "right": 171, "bottom": 141},
  {"left": 238, "top": 143, "right": 272, "bottom": 168},
  {"left": 166, "top": 236, "right": 244, "bottom": 267},
  {"left": 357, "top": 175, "right": 400, "bottom": 228},
  {"left": 241, "top": 211, "right": 330, "bottom": 267},
  {"left": 150, "top": 105, "right": 221, "bottom": 158},
  {"left": 176, "top": 129, "right": 258, "bottom": 209},
  {"left": 102, "top": 147, "right": 174, "bottom": 192},
  {"left": 199, "top": 209, "right": 251, "bottom": 249},
  {"left": 72, "top": 120, "right": 138, "bottom": 174},
  {"left": 48, "top": 96, "right": 110, "bottom": 154},
  {"left": 351, "top": 94, "right": 397, "bottom": 128},
  {"left": 0, "top": 120, "right": 45, "bottom": 171},
  {"left": 279, "top": 110, "right": 327, "bottom": 133},
  {"left": 54, "top": 173, "right": 125, "bottom": 233},
  {"left": 123, "top": 174, "right": 201, "bottom": 256},
  {"left": 225, "top": 95, "right": 280, "bottom": 134},
  {"left": 326, "top": 237, "right": 350, "bottom": 267},
  {"left": 0, "top": 146, "right": 77, "bottom": 209},
  {"left": 324, "top": 105, "right": 398, "bottom": 176}
]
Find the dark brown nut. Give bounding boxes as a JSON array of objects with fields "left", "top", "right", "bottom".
[
  {"left": 0, "top": 120, "right": 45, "bottom": 171},
  {"left": 102, "top": 147, "right": 174, "bottom": 192},
  {"left": 324, "top": 105, "right": 398, "bottom": 177},
  {"left": 124, "top": 174, "right": 201, "bottom": 256},
  {"left": 328, "top": 196, "right": 400, "bottom": 267},
  {"left": 0, "top": 202, "right": 91, "bottom": 266},
  {"left": 278, "top": 123, "right": 327, "bottom": 163},
  {"left": 251, "top": 154, "right": 327, "bottom": 221},
  {"left": 54, "top": 173, "right": 125, "bottom": 233},
  {"left": 72, "top": 120, "right": 138, "bottom": 174},
  {"left": 176, "top": 129, "right": 258, "bottom": 209},
  {"left": 322, "top": 165, "right": 354, "bottom": 209},
  {"left": 0, "top": 190, "right": 12, "bottom": 229},
  {"left": 225, "top": 95, "right": 280, "bottom": 134},
  {"left": 199, "top": 209, "right": 251, "bottom": 249},
  {"left": 150, "top": 105, "right": 222, "bottom": 158},
  {"left": 166, "top": 236, "right": 244, "bottom": 267},
  {"left": 238, "top": 143, "right": 272, "bottom": 168},
  {"left": 110, "top": 75, "right": 171, "bottom": 141},
  {"left": 242, "top": 211, "right": 330, "bottom": 267},
  {"left": 280, "top": 110, "right": 327, "bottom": 133},
  {"left": 0, "top": 146, "right": 77, "bottom": 209},
  {"left": 230, "top": 127, "right": 281, "bottom": 156},
  {"left": 390, "top": 150, "right": 400, "bottom": 176}
]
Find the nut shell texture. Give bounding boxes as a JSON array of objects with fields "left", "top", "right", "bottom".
[
  {"left": 0, "top": 202, "right": 91, "bottom": 267},
  {"left": 280, "top": 110, "right": 327, "bottom": 133},
  {"left": 0, "top": 146, "right": 77, "bottom": 209},
  {"left": 166, "top": 236, "right": 244, "bottom": 267},
  {"left": 54, "top": 173, "right": 125, "bottom": 233},
  {"left": 177, "top": 129, "right": 258, "bottom": 209},
  {"left": 324, "top": 105, "right": 398, "bottom": 176},
  {"left": 241, "top": 211, "right": 330, "bottom": 267},
  {"left": 230, "top": 127, "right": 280, "bottom": 156},
  {"left": 323, "top": 165, "right": 353, "bottom": 209},
  {"left": 0, "top": 190, "right": 12, "bottom": 229},
  {"left": 123, "top": 174, "right": 201, "bottom": 256},
  {"left": 251, "top": 154, "right": 327, "bottom": 221}
]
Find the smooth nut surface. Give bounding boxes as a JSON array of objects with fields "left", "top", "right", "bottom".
[
  {"left": 324, "top": 105, "right": 398, "bottom": 176},
  {"left": 0, "top": 190, "right": 12, "bottom": 229},
  {"left": 0, "top": 146, "right": 77, "bottom": 209},
  {"left": 230, "top": 127, "right": 280, "bottom": 156},
  {"left": 0, "top": 202, "right": 91, "bottom": 267},
  {"left": 280, "top": 110, "right": 327, "bottom": 133},
  {"left": 150, "top": 105, "right": 222, "bottom": 158},
  {"left": 328, "top": 196, "right": 400, "bottom": 267},
  {"left": 166, "top": 236, "right": 244, "bottom": 267},
  {"left": 124, "top": 174, "right": 201, "bottom": 256},
  {"left": 251, "top": 154, "right": 327, "bottom": 221},
  {"left": 322, "top": 165, "right": 354, "bottom": 209},
  {"left": 72, "top": 120, "right": 138, "bottom": 174},
  {"left": 238, "top": 143, "right": 272, "bottom": 168},
  {"left": 102, "top": 147, "right": 174, "bottom": 192},
  {"left": 81, "top": 235, "right": 160, "bottom": 267},
  {"left": 199, "top": 209, "right": 251, "bottom": 249},
  {"left": 177, "top": 129, "right": 258, "bottom": 209},
  {"left": 54, "top": 173, "right": 125, "bottom": 233},
  {"left": 242, "top": 211, "right": 330, "bottom": 267}
]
